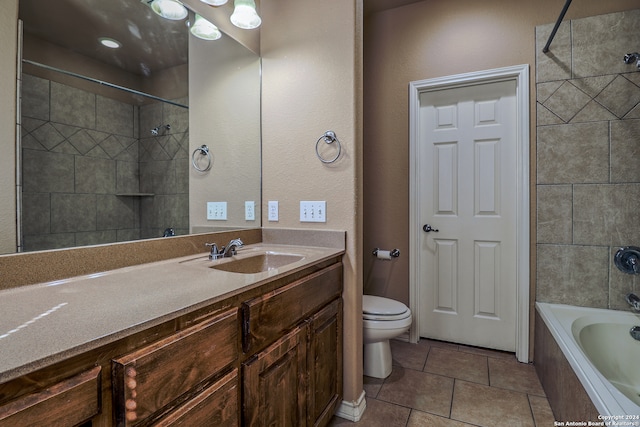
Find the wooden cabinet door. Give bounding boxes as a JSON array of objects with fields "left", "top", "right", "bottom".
[
  {"left": 307, "top": 299, "right": 343, "bottom": 427},
  {"left": 242, "top": 325, "right": 307, "bottom": 427}
]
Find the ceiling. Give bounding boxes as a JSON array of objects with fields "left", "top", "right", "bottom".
[
  {"left": 18, "top": 0, "right": 424, "bottom": 77},
  {"left": 364, "top": 0, "right": 425, "bottom": 15},
  {"left": 19, "top": 0, "right": 189, "bottom": 77}
]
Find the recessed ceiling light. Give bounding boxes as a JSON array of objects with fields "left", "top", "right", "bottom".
[{"left": 99, "top": 37, "right": 122, "bottom": 49}]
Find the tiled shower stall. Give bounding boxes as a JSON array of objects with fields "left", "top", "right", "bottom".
[
  {"left": 20, "top": 74, "right": 189, "bottom": 251},
  {"left": 535, "top": 9, "right": 640, "bottom": 311}
]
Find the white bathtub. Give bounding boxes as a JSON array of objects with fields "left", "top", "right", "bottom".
[{"left": 536, "top": 302, "right": 640, "bottom": 417}]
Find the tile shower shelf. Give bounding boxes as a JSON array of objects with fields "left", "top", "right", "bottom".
[{"left": 115, "top": 193, "right": 155, "bottom": 197}]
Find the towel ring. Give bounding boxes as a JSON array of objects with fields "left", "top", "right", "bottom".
[
  {"left": 316, "top": 130, "right": 342, "bottom": 164},
  {"left": 192, "top": 145, "right": 212, "bottom": 172}
]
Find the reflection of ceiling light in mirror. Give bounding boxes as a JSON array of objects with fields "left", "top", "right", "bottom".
[
  {"left": 190, "top": 14, "right": 222, "bottom": 40},
  {"left": 200, "top": 0, "right": 228, "bottom": 5},
  {"left": 99, "top": 37, "right": 122, "bottom": 49},
  {"left": 230, "top": 0, "right": 261, "bottom": 29},
  {"left": 150, "top": 0, "right": 188, "bottom": 20}
]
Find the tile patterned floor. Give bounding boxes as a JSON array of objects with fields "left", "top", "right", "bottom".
[{"left": 330, "top": 339, "right": 556, "bottom": 427}]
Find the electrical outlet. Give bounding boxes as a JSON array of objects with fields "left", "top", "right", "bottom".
[
  {"left": 300, "top": 201, "right": 326, "bottom": 223},
  {"left": 245, "top": 201, "right": 255, "bottom": 221},
  {"left": 268, "top": 201, "right": 279, "bottom": 222},
  {"left": 207, "top": 202, "right": 227, "bottom": 220}
]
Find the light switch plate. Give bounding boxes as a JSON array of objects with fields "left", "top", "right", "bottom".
[
  {"left": 207, "top": 202, "right": 227, "bottom": 220},
  {"left": 300, "top": 201, "right": 326, "bottom": 223}
]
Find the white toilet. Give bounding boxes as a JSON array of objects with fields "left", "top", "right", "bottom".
[{"left": 362, "top": 295, "right": 412, "bottom": 378}]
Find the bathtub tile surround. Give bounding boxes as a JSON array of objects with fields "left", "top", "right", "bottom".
[
  {"left": 536, "top": 10, "right": 640, "bottom": 311},
  {"left": 330, "top": 339, "right": 553, "bottom": 427},
  {"left": 20, "top": 74, "right": 189, "bottom": 251}
]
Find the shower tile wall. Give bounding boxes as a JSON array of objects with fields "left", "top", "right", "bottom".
[
  {"left": 138, "top": 100, "right": 189, "bottom": 239},
  {"left": 535, "top": 10, "right": 640, "bottom": 310},
  {"left": 20, "top": 74, "right": 189, "bottom": 251}
]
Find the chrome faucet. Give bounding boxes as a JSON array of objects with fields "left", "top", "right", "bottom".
[
  {"left": 222, "top": 238, "right": 244, "bottom": 257},
  {"left": 626, "top": 293, "right": 640, "bottom": 312},
  {"left": 206, "top": 243, "right": 221, "bottom": 260},
  {"left": 205, "top": 238, "right": 244, "bottom": 260}
]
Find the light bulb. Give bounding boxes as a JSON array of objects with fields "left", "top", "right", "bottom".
[
  {"left": 190, "top": 14, "right": 222, "bottom": 40},
  {"left": 230, "top": 0, "right": 261, "bottom": 29},
  {"left": 200, "top": 0, "right": 228, "bottom": 5},
  {"left": 151, "top": 0, "right": 188, "bottom": 20}
]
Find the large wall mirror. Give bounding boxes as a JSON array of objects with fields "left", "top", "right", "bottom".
[{"left": 17, "top": 0, "right": 261, "bottom": 253}]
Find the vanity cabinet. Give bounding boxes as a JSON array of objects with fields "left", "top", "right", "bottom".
[
  {"left": 241, "top": 262, "right": 343, "bottom": 427},
  {"left": 0, "top": 256, "right": 343, "bottom": 427}
]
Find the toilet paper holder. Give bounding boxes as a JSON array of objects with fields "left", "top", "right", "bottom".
[{"left": 372, "top": 248, "right": 400, "bottom": 258}]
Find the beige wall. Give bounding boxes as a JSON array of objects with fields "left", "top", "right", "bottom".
[
  {"left": 0, "top": 0, "right": 18, "bottom": 254},
  {"left": 261, "top": 0, "right": 363, "bottom": 404},
  {"left": 363, "top": 0, "right": 639, "bottom": 313},
  {"left": 189, "top": 34, "right": 261, "bottom": 229}
]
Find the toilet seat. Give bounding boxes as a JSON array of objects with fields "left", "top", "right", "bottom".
[{"left": 363, "top": 295, "right": 410, "bottom": 321}]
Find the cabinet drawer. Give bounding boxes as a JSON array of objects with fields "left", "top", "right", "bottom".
[
  {"left": 0, "top": 366, "right": 101, "bottom": 427},
  {"left": 113, "top": 308, "right": 238, "bottom": 426},
  {"left": 242, "top": 262, "right": 342, "bottom": 353},
  {"left": 152, "top": 369, "right": 239, "bottom": 427}
]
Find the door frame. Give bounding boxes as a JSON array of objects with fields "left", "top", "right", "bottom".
[{"left": 408, "top": 65, "right": 530, "bottom": 362}]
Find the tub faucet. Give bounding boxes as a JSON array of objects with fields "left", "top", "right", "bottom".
[{"left": 626, "top": 293, "right": 640, "bottom": 312}]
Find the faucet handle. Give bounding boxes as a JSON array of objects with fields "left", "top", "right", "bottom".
[
  {"left": 615, "top": 246, "right": 640, "bottom": 274},
  {"left": 205, "top": 243, "right": 219, "bottom": 259}
]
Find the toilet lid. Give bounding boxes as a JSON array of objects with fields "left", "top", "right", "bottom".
[{"left": 363, "top": 295, "right": 410, "bottom": 321}]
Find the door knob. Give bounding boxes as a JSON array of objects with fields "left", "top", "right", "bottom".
[{"left": 423, "top": 224, "right": 439, "bottom": 233}]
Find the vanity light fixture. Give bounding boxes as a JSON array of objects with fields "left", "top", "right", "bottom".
[
  {"left": 99, "top": 37, "right": 122, "bottom": 49},
  {"left": 230, "top": 0, "right": 261, "bottom": 29},
  {"left": 150, "top": 0, "right": 188, "bottom": 20},
  {"left": 189, "top": 14, "right": 222, "bottom": 40},
  {"left": 199, "top": 0, "right": 228, "bottom": 5}
]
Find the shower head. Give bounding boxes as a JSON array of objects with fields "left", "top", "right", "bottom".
[
  {"left": 624, "top": 52, "right": 640, "bottom": 67},
  {"left": 150, "top": 124, "right": 170, "bottom": 136}
]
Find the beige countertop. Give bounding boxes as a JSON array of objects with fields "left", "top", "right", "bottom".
[{"left": 0, "top": 243, "right": 344, "bottom": 384}]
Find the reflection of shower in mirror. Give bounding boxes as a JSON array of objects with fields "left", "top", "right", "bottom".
[{"left": 151, "top": 124, "right": 171, "bottom": 135}]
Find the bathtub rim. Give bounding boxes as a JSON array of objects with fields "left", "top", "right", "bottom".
[{"left": 535, "top": 302, "right": 639, "bottom": 417}]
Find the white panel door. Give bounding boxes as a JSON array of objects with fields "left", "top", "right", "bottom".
[{"left": 418, "top": 80, "right": 517, "bottom": 351}]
